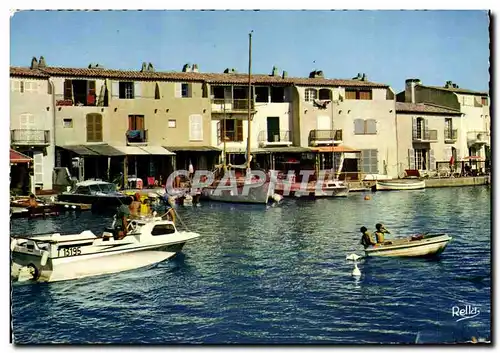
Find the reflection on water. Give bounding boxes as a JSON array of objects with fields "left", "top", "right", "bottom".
[{"left": 11, "top": 186, "right": 491, "bottom": 344}]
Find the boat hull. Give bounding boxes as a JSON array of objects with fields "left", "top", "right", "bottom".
[
  {"left": 202, "top": 182, "right": 272, "bottom": 204},
  {"left": 364, "top": 234, "right": 452, "bottom": 257},
  {"left": 57, "top": 194, "right": 130, "bottom": 210},
  {"left": 375, "top": 180, "right": 426, "bottom": 191},
  {"left": 313, "top": 186, "right": 350, "bottom": 198}
]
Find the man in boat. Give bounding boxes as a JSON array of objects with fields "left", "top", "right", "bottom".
[
  {"left": 114, "top": 197, "right": 132, "bottom": 240},
  {"left": 375, "top": 223, "right": 391, "bottom": 244},
  {"left": 360, "top": 226, "right": 376, "bottom": 248},
  {"left": 28, "top": 194, "right": 38, "bottom": 208}
]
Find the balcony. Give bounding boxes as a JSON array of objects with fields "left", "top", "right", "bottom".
[
  {"left": 412, "top": 129, "right": 438, "bottom": 142},
  {"left": 126, "top": 130, "right": 148, "bottom": 145},
  {"left": 258, "top": 130, "right": 292, "bottom": 147},
  {"left": 211, "top": 99, "right": 255, "bottom": 114},
  {"left": 444, "top": 129, "right": 458, "bottom": 143},
  {"left": 55, "top": 94, "right": 107, "bottom": 107},
  {"left": 467, "top": 131, "right": 490, "bottom": 147},
  {"left": 11, "top": 129, "right": 50, "bottom": 145},
  {"left": 309, "top": 129, "right": 343, "bottom": 146}
]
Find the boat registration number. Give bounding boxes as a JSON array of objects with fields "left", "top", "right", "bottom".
[{"left": 60, "top": 247, "right": 82, "bottom": 257}]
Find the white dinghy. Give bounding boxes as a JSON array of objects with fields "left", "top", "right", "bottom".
[
  {"left": 364, "top": 233, "right": 452, "bottom": 258},
  {"left": 11, "top": 217, "right": 201, "bottom": 283}
]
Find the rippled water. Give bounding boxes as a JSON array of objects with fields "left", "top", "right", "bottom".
[{"left": 11, "top": 186, "right": 491, "bottom": 344}]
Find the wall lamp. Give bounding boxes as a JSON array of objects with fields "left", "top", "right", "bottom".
[
  {"left": 166, "top": 109, "right": 170, "bottom": 113},
  {"left": 46, "top": 107, "right": 50, "bottom": 111},
  {"left": 58, "top": 107, "right": 62, "bottom": 111},
  {"left": 114, "top": 108, "right": 118, "bottom": 112},
  {"left": 155, "top": 108, "right": 158, "bottom": 113}
]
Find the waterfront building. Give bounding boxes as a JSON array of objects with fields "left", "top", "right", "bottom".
[
  {"left": 395, "top": 101, "right": 463, "bottom": 176},
  {"left": 292, "top": 71, "right": 398, "bottom": 179},
  {"left": 10, "top": 58, "right": 54, "bottom": 191},
  {"left": 397, "top": 79, "right": 490, "bottom": 174}
]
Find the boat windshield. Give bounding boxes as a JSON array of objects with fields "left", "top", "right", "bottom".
[{"left": 93, "top": 183, "right": 117, "bottom": 193}]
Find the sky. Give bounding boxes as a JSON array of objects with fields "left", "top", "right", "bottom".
[{"left": 9, "top": 10, "right": 491, "bottom": 94}]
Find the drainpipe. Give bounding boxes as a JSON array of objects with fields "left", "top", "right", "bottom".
[
  {"left": 50, "top": 79, "right": 57, "bottom": 188},
  {"left": 394, "top": 104, "right": 399, "bottom": 177}
]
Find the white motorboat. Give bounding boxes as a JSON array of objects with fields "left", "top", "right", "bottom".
[
  {"left": 314, "top": 180, "right": 350, "bottom": 198},
  {"left": 364, "top": 233, "right": 452, "bottom": 257},
  {"left": 202, "top": 180, "right": 274, "bottom": 204},
  {"left": 374, "top": 179, "right": 426, "bottom": 191},
  {"left": 11, "top": 217, "right": 201, "bottom": 283}
]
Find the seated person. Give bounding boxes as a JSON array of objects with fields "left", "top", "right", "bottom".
[
  {"left": 129, "top": 193, "right": 142, "bottom": 217},
  {"left": 28, "top": 194, "right": 38, "bottom": 208},
  {"left": 113, "top": 197, "right": 132, "bottom": 240},
  {"left": 140, "top": 198, "right": 151, "bottom": 216},
  {"left": 360, "top": 226, "right": 376, "bottom": 248},
  {"left": 375, "top": 223, "right": 391, "bottom": 244}
]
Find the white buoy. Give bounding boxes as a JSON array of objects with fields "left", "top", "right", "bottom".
[
  {"left": 346, "top": 253, "right": 362, "bottom": 261},
  {"left": 352, "top": 262, "right": 361, "bottom": 277}
]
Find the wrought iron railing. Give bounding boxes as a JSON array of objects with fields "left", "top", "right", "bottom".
[
  {"left": 412, "top": 129, "right": 438, "bottom": 141},
  {"left": 308, "top": 129, "right": 343, "bottom": 144},
  {"left": 444, "top": 129, "right": 458, "bottom": 141},
  {"left": 211, "top": 99, "right": 255, "bottom": 112},
  {"left": 126, "top": 129, "right": 148, "bottom": 144},
  {"left": 258, "top": 130, "right": 291, "bottom": 143}
]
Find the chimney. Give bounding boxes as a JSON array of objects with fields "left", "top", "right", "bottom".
[
  {"left": 182, "top": 63, "right": 192, "bottom": 72},
  {"left": 141, "top": 62, "right": 147, "bottom": 72},
  {"left": 192, "top": 64, "right": 199, "bottom": 72},
  {"left": 147, "top": 62, "right": 154, "bottom": 72},
  {"left": 272, "top": 66, "right": 278, "bottom": 76},
  {"left": 30, "top": 57, "right": 39, "bottom": 69},
  {"left": 231, "top": 68, "right": 237, "bottom": 73},
  {"left": 361, "top": 73, "right": 367, "bottom": 81},
  {"left": 223, "top": 68, "right": 230, "bottom": 74},
  {"left": 282, "top": 71, "right": 288, "bottom": 79},
  {"left": 405, "top": 78, "right": 422, "bottom": 103},
  {"left": 445, "top": 80, "right": 453, "bottom": 88},
  {"left": 88, "top": 63, "right": 94, "bottom": 69},
  {"left": 38, "top": 56, "right": 46, "bottom": 68},
  {"left": 309, "top": 70, "right": 317, "bottom": 78}
]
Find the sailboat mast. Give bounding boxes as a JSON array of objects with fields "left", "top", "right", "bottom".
[
  {"left": 223, "top": 99, "right": 227, "bottom": 171},
  {"left": 246, "top": 31, "right": 253, "bottom": 171}
]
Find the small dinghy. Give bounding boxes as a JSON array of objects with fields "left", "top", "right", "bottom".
[
  {"left": 11, "top": 216, "right": 201, "bottom": 283},
  {"left": 373, "top": 179, "right": 426, "bottom": 191},
  {"left": 364, "top": 233, "right": 452, "bottom": 258}
]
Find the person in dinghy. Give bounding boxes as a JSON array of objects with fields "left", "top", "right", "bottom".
[
  {"left": 375, "top": 223, "right": 392, "bottom": 245},
  {"left": 360, "top": 226, "right": 376, "bottom": 248}
]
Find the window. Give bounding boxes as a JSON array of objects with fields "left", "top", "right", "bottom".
[
  {"left": 63, "top": 118, "right": 73, "bottom": 128},
  {"left": 219, "top": 119, "right": 243, "bottom": 142},
  {"left": 182, "top": 83, "right": 191, "bottom": 98},
  {"left": 24, "top": 81, "right": 38, "bottom": 93},
  {"left": 360, "top": 149, "right": 378, "bottom": 174},
  {"left": 86, "top": 113, "right": 103, "bottom": 142},
  {"left": 151, "top": 224, "right": 176, "bottom": 236},
  {"left": 189, "top": 114, "right": 203, "bottom": 141},
  {"left": 345, "top": 89, "right": 372, "bottom": 100},
  {"left": 11, "top": 80, "right": 23, "bottom": 92},
  {"left": 270, "top": 87, "right": 285, "bottom": 102},
  {"left": 318, "top": 88, "right": 332, "bottom": 100},
  {"left": 155, "top": 83, "right": 161, "bottom": 99},
  {"left": 119, "top": 82, "right": 134, "bottom": 99},
  {"left": 481, "top": 97, "right": 488, "bottom": 106},
  {"left": 415, "top": 149, "right": 427, "bottom": 170},
  {"left": 255, "top": 86, "right": 269, "bottom": 103},
  {"left": 168, "top": 119, "right": 176, "bottom": 128},
  {"left": 354, "top": 119, "right": 377, "bottom": 134},
  {"left": 304, "top": 88, "right": 317, "bottom": 102}
]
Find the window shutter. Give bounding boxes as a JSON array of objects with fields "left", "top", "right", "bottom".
[
  {"left": 189, "top": 114, "right": 203, "bottom": 141},
  {"left": 20, "top": 81, "right": 24, "bottom": 93},
  {"left": 175, "top": 83, "right": 182, "bottom": 98},
  {"left": 47, "top": 81, "right": 53, "bottom": 95},
  {"left": 86, "top": 114, "right": 95, "bottom": 142},
  {"left": 33, "top": 151, "right": 43, "bottom": 185},
  {"left": 371, "top": 149, "right": 379, "bottom": 173},
  {"left": 87, "top": 80, "right": 96, "bottom": 106},
  {"left": 136, "top": 116, "right": 144, "bottom": 130},
  {"left": 429, "top": 149, "right": 436, "bottom": 170},
  {"left": 95, "top": 115, "right": 103, "bottom": 142},
  {"left": 456, "top": 149, "right": 461, "bottom": 161},
  {"left": 111, "top": 81, "right": 120, "bottom": 98},
  {"left": 134, "top": 82, "right": 142, "bottom": 98},
  {"left": 412, "top": 117, "right": 417, "bottom": 138},
  {"left": 408, "top": 148, "right": 415, "bottom": 169},
  {"left": 236, "top": 120, "right": 243, "bottom": 141},
  {"left": 64, "top": 80, "right": 73, "bottom": 101},
  {"left": 354, "top": 119, "right": 364, "bottom": 134},
  {"left": 217, "top": 120, "right": 221, "bottom": 144},
  {"left": 366, "top": 119, "right": 377, "bottom": 134}
]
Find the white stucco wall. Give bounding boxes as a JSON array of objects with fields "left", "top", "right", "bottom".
[
  {"left": 10, "top": 77, "right": 55, "bottom": 190},
  {"left": 455, "top": 94, "right": 490, "bottom": 158}
]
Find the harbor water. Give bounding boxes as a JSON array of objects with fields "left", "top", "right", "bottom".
[{"left": 11, "top": 186, "right": 491, "bottom": 344}]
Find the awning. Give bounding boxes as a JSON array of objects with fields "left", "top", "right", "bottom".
[
  {"left": 163, "top": 146, "right": 221, "bottom": 152},
  {"left": 85, "top": 144, "right": 125, "bottom": 156},
  {"left": 112, "top": 146, "right": 150, "bottom": 155},
  {"left": 462, "top": 156, "right": 485, "bottom": 161},
  {"left": 310, "top": 146, "right": 361, "bottom": 153},
  {"left": 139, "top": 146, "right": 175, "bottom": 156},
  {"left": 225, "top": 147, "right": 269, "bottom": 154},
  {"left": 262, "top": 146, "right": 313, "bottom": 153},
  {"left": 58, "top": 145, "right": 100, "bottom": 156},
  {"left": 10, "top": 149, "right": 32, "bottom": 163}
]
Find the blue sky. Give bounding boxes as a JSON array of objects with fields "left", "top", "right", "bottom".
[{"left": 10, "top": 10, "right": 490, "bottom": 93}]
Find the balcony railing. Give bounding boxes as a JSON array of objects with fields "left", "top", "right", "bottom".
[
  {"left": 467, "top": 131, "right": 490, "bottom": 146},
  {"left": 444, "top": 129, "right": 458, "bottom": 142},
  {"left": 11, "top": 129, "right": 50, "bottom": 145},
  {"left": 211, "top": 99, "right": 255, "bottom": 113},
  {"left": 412, "top": 129, "right": 438, "bottom": 142},
  {"left": 258, "top": 130, "right": 292, "bottom": 147},
  {"left": 126, "top": 129, "right": 148, "bottom": 145},
  {"left": 55, "top": 94, "right": 108, "bottom": 107},
  {"left": 308, "top": 129, "right": 343, "bottom": 146}
]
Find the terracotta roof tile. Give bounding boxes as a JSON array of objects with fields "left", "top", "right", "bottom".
[
  {"left": 423, "top": 85, "right": 488, "bottom": 96},
  {"left": 396, "top": 102, "right": 462, "bottom": 115},
  {"left": 10, "top": 67, "right": 49, "bottom": 78},
  {"left": 10, "top": 65, "right": 389, "bottom": 88}
]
